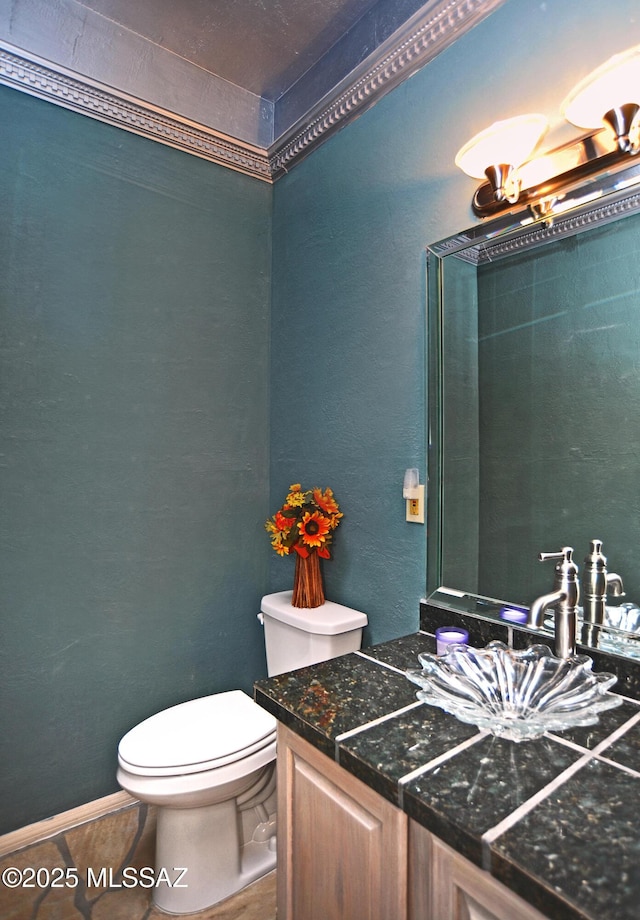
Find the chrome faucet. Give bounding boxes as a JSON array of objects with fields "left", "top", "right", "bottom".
[
  {"left": 528, "top": 547, "right": 580, "bottom": 658},
  {"left": 581, "top": 539, "right": 624, "bottom": 646}
]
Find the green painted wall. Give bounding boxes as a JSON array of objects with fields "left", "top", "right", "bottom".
[
  {"left": 2, "top": 0, "right": 640, "bottom": 838},
  {"left": 0, "top": 87, "right": 272, "bottom": 833},
  {"left": 477, "top": 214, "right": 640, "bottom": 605},
  {"left": 270, "top": 0, "right": 640, "bottom": 643}
]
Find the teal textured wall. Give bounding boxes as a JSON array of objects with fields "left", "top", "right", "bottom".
[
  {"left": 476, "top": 215, "right": 640, "bottom": 605},
  {"left": 0, "top": 87, "right": 272, "bottom": 833},
  {"left": 270, "top": 0, "right": 640, "bottom": 644},
  {"left": 2, "top": 0, "right": 640, "bottom": 837}
]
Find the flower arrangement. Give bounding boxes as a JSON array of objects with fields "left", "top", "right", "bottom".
[{"left": 265, "top": 484, "right": 342, "bottom": 607}]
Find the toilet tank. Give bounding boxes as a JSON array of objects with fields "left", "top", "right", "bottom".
[{"left": 260, "top": 591, "right": 368, "bottom": 677}]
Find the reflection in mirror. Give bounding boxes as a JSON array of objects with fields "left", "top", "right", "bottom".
[{"left": 427, "top": 184, "right": 640, "bottom": 660}]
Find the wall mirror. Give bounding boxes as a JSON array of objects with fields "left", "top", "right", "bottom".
[{"left": 427, "top": 168, "right": 640, "bottom": 660}]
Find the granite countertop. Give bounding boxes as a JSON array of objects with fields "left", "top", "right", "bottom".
[{"left": 254, "top": 629, "right": 640, "bottom": 920}]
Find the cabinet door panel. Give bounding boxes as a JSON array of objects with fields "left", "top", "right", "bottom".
[
  {"left": 424, "top": 827, "right": 548, "bottom": 920},
  {"left": 277, "top": 724, "right": 407, "bottom": 920}
]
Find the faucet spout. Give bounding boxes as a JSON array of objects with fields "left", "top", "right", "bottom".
[
  {"left": 607, "top": 572, "right": 624, "bottom": 597},
  {"left": 528, "top": 590, "right": 566, "bottom": 629}
]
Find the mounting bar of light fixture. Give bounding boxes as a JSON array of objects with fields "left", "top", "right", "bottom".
[
  {"left": 471, "top": 127, "right": 640, "bottom": 219},
  {"left": 458, "top": 44, "right": 640, "bottom": 221}
]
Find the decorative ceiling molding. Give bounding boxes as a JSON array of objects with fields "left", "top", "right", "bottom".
[
  {"left": 0, "top": 0, "right": 506, "bottom": 182},
  {"left": 476, "top": 190, "right": 640, "bottom": 264},
  {"left": 269, "top": 0, "right": 507, "bottom": 177},
  {"left": 0, "top": 43, "right": 272, "bottom": 182}
]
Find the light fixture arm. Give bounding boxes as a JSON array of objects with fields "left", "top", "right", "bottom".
[
  {"left": 603, "top": 102, "right": 640, "bottom": 153},
  {"left": 484, "top": 163, "right": 520, "bottom": 203}
]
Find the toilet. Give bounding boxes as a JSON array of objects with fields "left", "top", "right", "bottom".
[{"left": 116, "top": 590, "right": 367, "bottom": 914}]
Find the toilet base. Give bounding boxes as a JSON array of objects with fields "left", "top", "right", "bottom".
[{"left": 152, "top": 786, "right": 276, "bottom": 914}]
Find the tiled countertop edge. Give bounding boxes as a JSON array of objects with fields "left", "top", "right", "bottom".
[{"left": 255, "top": 634, "right": 640, "bottom": 920}]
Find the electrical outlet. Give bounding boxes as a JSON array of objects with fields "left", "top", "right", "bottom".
[{"left": 405, "top": 485, "right": 425, "bottom": 524}]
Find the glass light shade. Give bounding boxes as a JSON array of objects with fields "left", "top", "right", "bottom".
[
  {"left": 562, "top": 44, "right": 640, "bottom": 129},
  {"left": 455, "top": 114, "right": 548, "bottom": 179},
  {"left": 517, "top": 143, "right": 583, "bottom": 190}
]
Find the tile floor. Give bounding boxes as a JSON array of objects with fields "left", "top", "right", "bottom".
[{"left": 0, "top": 801, "right": 277, "bottom": 920}]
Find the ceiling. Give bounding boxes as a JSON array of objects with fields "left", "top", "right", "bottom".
[
  {"left": 77, "top": 0, "right": 385, "bottom": 102},
  {"left": 0, "top": 0, "right": 507, "bottom": 179}
]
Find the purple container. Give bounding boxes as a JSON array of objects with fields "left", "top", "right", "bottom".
[{"left": 435, "top": 626, "right": 469, "bottom": 656}]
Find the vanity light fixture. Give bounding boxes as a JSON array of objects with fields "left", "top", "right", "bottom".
[
  {"left": 456, "top": 44, "right": 640, "bottom": 220},
  {"left": 562, "top": 45, "right": 640, "bottom": 153},
  {"left": 454, "top": 115, "right": 548, "bottom": 205}
]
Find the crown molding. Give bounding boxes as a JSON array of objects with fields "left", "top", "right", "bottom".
[
  {"left": 477, "top": 189, "right": 640, "bottom": 264},
  {"left": 0, "top": 0, "right": 506, "bottom": 182},
  {"left": 0, "top": 43, "right": 273, "bottom": 182},
  {"left": 268, "top": 0, "right": 508, "bottom": 177}
]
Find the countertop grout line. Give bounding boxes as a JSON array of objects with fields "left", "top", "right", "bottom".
[
  {"left": 334, "top": 700, "right": 424, "bottom": 744},
  {"left": 593, "top": 752, "right": 640, "bottom": 779},
  {"left": 480, "top": 750, "right": 593, "bottom": 864},
  {"left": 354, "top": 650, "right": 415, "bottom": 676},
  {"left": 396, "top": 730, "right": 489, "bottom": 810},
  {"left": 589, "top": 707, "right": 640, "bottom": 756}
]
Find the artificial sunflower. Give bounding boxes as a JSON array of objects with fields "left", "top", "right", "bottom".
[
  {"left": 265, "top": 484, "right": 342, "bottom": 559},
  {"left": 299, "top": 510, "right": 331, "bottom": 547}
]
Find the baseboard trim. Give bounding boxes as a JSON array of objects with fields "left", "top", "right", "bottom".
[{"left": 0, "top": 790, "right": 137, "bottom": 858}]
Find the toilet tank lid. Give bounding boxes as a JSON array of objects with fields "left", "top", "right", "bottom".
[{"left": 260, "top": 591, "right": 368, "bottom": 635}]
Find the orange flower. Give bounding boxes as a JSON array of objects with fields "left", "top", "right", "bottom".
[
  {"left": 313, "top": 487, "right": 340, "bottom": 515},
  {"left": 274, "top": 511, "right": 292, "bottom": 532},
  {"left": 298, "top": 510, "right": 330, "bottom": 547},
  {"left": 266, "top": 484, "right": 342, "bottom": 558}
]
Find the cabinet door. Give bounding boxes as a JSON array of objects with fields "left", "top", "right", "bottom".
[
  {"left": 277, "top": 724, "right": 408, "bottom": 920},
  {"left": 410, "top": 822, "right": 548, "bottom": 920}
]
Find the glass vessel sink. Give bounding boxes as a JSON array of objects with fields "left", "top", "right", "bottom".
[{"left": 406, "top": 641, "right": 621, "bottom": 742}]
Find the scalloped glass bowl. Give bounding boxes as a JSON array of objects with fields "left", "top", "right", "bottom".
[{"left": 406, "top": 641, "right": 621, "bottom": 742}]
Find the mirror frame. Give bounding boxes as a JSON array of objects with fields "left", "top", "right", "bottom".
[{"left": 426, "top": 163, "right": 640, "bottom": 647}]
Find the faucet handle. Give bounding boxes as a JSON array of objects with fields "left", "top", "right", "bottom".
[
  {"left": 539, "top": 547, "right": 577, "bottom": 569},
  {"left": 538, "top": 547, "right": 579, "bottom": 604}
]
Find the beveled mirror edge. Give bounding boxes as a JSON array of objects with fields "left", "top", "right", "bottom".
[
  {"left": 425, "top": 169, "right": 640, "bottom": 665},
  {"left": 428, "top": 158, "right": 640, "bottom": 264}
]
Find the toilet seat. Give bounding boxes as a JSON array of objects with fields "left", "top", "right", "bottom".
[{"left": 118, "top": 690, "right": 276, "bottom": 777}]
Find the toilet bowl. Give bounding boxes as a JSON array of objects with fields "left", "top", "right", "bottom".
[
  {"left": 116, "top": 592, "right": 367, "bottom": 914},
  {"left": 117, "top": 690, "right": 277, "bottom": 914}
]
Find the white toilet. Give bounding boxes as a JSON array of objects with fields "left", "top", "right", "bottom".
[{"left": 116, "top": 590, "right": 367, "bottom": 914}]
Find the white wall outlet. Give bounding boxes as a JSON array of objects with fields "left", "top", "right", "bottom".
[{"left": 405, "top": 485, "right": 425, "bottom": 524}]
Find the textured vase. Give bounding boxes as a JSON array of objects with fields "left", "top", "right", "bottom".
[{"left": 292, "top": 552, "right": 325, "bottom": 608}]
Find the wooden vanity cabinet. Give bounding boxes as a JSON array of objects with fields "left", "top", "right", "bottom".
[
  {"left": 276, "top": 723, "right": 408, "bottom": 920},
  {"left": 277, "top": 724, "right": 549, "bottom": 920},
  {"left": 410, "top": 821, "right": 548, "bottom": 920}
]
